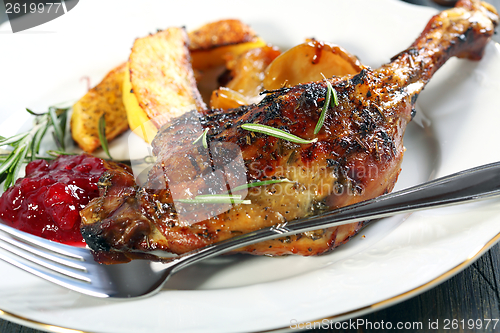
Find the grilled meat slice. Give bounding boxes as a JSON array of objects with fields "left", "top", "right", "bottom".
[{"left": 81, "top": 0, "right": 498, "bottom": 263}]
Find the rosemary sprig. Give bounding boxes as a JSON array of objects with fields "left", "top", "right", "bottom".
[
  {"left": 232, "top": 178, "right": 293, "bottom": 191},
  {"left": 175, "top": 194, "right": 250, "bottom": 205},
  {"left": 0, "top": 106, "right": 70, "bottom": 190},
  {"left": 173, "top": 179, "right": 293, "bottom": 206},
  {"left": 314, "top": 80, "right": 339, "bottom": 134},
  {"left": 194, "top": 194, "right": 242, "bottom": 200},
  {"left": 192, "top": 128, "right": 209, "bottom": 149},
  {"left": 241, "top": 123, "right": 317, "bottom": 144},
  {"left": 98, "top": 114, "right": 113, "bottom": 160}
]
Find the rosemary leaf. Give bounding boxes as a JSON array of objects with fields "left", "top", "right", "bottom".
[
  {"left": 51, "top": 131, "right": 62, "bottom": 150},
  {"left": 31, "top": 125, "right": 45, "bottom": 161},
  {"left": 48, "top": 107, "right": 64, "bottom": 150},
  {"left": 192, "top": 128, "right": 209, "bottom": 148},
  {"left": 1, "top": 145, "right": 26, "bottom": 190},
  {"left": 59, "top": 109, "right": 68, "bottom": 143},
  {"left": 0, "top": 133, "right": 29, "bottom": 147},
  {"left": 25, "top": 108, "right": 37, "bottom": 116},
  {"left": 0, "top": 172, "right": 7, "bottom": 186},
  {"left": 0, "top": 150, "right": 18, "bottom": 175},
  {"left": 9, "top": 146, "right": 28, "bottom": 190},
  {"left": 30, "top": 134, "right": 37, "bottom": 163},
  {"left": 232, "top": 178, "right": 293, "bottom": 192},
  {"left": 178, "top": 179, "right": 294, "bottom": 205},
  {"left": 314, "top": 81, "right": 339, "bottom": 134},
  {"left": 202, "top": 130, "right": 208, "bottom": 149},
  {"left": 8, "top": 144, "right": 28, "bottom": 174},
  {"left": 328, "top": 81, "right": 339, "bottom": 107},
  {"left": 25, "top": 108, "right": 44, "bottom": 116},
  {"left": 3, "top": 172, "right": 13, "bottom": 192},
  {"left": 98, "top": 114, "right": 113, "bottom": 160},
  {"left": 0, "top": 154, "right": 10, "bottom": 162},
  {"left": 175, "top": 196, "right": 251, "bottom": 205},
  {"left": 314, "top": 84, "right": 331, "bottom": 134},
  {"left": 33, "top": 126, "right": 49, "bottom": 159},
  {"left": 241, "top": 123, "right": 317, "bottom": 144},
  {"left": 46, "top": 150, "right": 79, "bottom": 157},
  {"left": 195, "top": 194, "right": 242, "bottom": 200}
]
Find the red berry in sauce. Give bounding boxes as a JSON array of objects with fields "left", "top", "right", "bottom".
[{"left": 0, "top": 154, "right": 110, "bottom": 246}]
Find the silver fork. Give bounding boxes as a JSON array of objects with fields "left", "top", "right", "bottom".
[{"left": 1, "top": 161, "right": 500, "bottom": 299}]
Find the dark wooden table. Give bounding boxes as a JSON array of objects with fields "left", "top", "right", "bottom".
[{"left": 1, "top": 0, "right": 500, "bottom": 332}]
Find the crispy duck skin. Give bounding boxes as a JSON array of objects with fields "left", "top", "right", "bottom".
[{"left": 81, "top": 0, "right": 498, "bottom": 263}]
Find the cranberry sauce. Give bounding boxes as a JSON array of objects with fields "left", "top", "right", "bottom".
[{"left": 0, "top": 154, "right": 109, "bottom": 245}]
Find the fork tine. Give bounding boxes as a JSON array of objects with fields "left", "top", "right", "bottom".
[
  {"left": 0, "top": 233, "right": 90, "bottom": 281},
  {"left": 0, "top": 222, "right": 113, "bottom": 298},
  {"left": 0, "top": 232, "right": 88, "bottom": 271},
  {"left": 0, "top": 246, "right": 109, "bottom": 298},
  {"left": 0, "top": 222, "right": 175, "bottom": 299},
  {"left": 0, "top": 222, "right": 89, "bottom": 260}
]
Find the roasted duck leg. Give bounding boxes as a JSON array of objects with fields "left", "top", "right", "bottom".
[{"left": 81, "top": 0, "right": 498, "bottom": 263}]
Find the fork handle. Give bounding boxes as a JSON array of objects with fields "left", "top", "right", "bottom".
[{"left": 172, "top": 161, "right": 500, "bottom": 271}]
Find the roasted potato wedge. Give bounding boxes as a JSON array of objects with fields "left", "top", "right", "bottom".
[
  {"left": 263, "top": 40, "right": 364, "bottom": 90},
  {"left": 123, "top": 27, "right": 206, "bottom": 142},
  {"left": 189, "top": 19, "right": 266, "bottom": 70},
  {"left": 210, "top": 45, "right": 281, "bottom": 109},
  {"left": 71, "top": 63, "right": 129, "bottom": 153}
]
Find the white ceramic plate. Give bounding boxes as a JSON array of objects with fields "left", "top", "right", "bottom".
[{"left": 1, "top": 0, "right": 500, "bottom": 332}]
